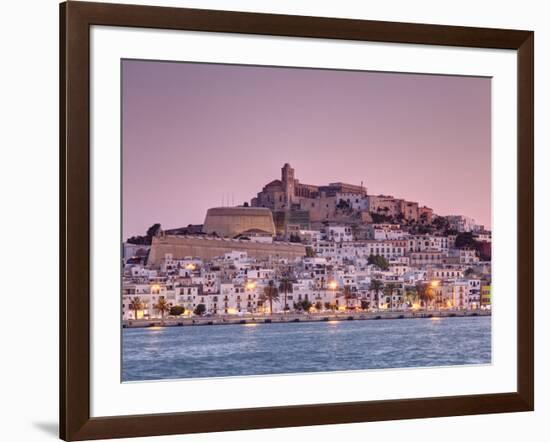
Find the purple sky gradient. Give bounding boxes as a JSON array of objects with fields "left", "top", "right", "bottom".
[{"left": 122, "top": 60, "right": 491, "bottom": 239}]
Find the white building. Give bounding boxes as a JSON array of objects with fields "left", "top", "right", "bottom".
[
  {"left": 427, "top": 267, "right": 464, "bottom": 280},
  {"left": 447, "top": 249, "right": 479, "bottom": 264},
  {"left": 324, "top": 225, "right": 354, "bottom": 242},
  {"left": 466, "top": 278, "right": 482, "bottom": 309},
  {"left": 367, "top": 223, "right": 407, "bottom": 240},
  {"left": 446, "top": 215, "right": 476, "bottom": 232},
  {"left": 441, "top": 281, "right": 469, "bottom": 309},
  {"left": 474, "top": 231, "right": 492, "bottom": 243},
  {"left": 298, "top": 229, "right": 323, "bottom": 244},
  {"left": 336, "top": 192, "right": 369, "bottom": 211},
  {"left": 407, "top": 235, "right": 450, "bottom": 253}
]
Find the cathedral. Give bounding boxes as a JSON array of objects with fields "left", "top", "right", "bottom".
[
  {"left": 251, "top": 164, "right": 368, "bottom": 233},
  {"left": 251, "top": 163, "right": 367, "bottom": 211}
]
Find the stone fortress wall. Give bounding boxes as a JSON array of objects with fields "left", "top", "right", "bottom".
[
  {"left": 148, "top": 235, "right": 306, "bottom": 267},
  {"left": 202, "top": 207, "right": 276, "bottom": 237}
]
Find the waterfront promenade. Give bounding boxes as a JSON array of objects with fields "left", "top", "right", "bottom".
[{"left": 123, "top": 309, "right": 490, "bottom": 328}]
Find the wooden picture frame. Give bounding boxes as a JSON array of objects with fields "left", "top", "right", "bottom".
[{"left": 60, "top": 1, "right": 534, "bottom": 440}]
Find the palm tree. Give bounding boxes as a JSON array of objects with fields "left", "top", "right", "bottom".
[
  {"left": 416, "top": 281, "right": 434, "bottom": 310},
  {"left": 153, "top": 296, "right": 170, "bottom": 324},
  {"left": 370, "top": 279, "right": 384, "bottom": 310},
  {"left": 384, "top": 282, "right": 398, "bottom": 310},
  {"left": 404, "top": 286, "right": 418, "bottom": 307},
  {"left": 279, "top": 276, "right": 293, "bottom": 312},
  {"left": 395, "top": 288, "right": 403, "bottom": 310},
  {"left": 359, "top": 289, "right": 370, "bottom": 310},
  {"left": 129, "top": 296, "right": 143, "bottom": 320},
  {"left": 262, "top": 280, "right": 280, "bottom": 315},
  {"left": 343, "top": 285, "right": 356, "bottom": 310}
]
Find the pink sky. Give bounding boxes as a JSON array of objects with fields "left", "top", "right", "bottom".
[{"left": 122, "top": 60, "right": 491, "bottom": 239}]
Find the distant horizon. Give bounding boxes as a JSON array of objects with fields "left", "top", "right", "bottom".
[{"left": 123, "top": 60, "right": 491, "bottom": 239}]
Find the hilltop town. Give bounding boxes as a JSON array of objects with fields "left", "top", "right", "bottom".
[{"left": 122, "top": 163, "right": 491, "bottom": 323}]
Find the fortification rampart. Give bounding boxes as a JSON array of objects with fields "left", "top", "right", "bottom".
[
  {"left": 148, "top": 235, "right": 306, "bottom": 267},
  {"left": 203, "top": 207, "right": 276, "bottom": 237}
]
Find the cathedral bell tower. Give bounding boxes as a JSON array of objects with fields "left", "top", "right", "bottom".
[{"left": 281, "top": 163, "right": 295, "bottom": 207}]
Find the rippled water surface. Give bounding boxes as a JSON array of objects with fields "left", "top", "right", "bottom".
[{"left": 122, "top": 316, "right": 491, "bottom": 381}]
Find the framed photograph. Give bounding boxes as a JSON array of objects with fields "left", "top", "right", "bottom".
[{"left": 60, "top": 1, "right": 534, "bottom": 440}]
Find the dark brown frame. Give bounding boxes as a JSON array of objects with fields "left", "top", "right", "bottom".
[{"left": 60, "top": 1, "right": 534, "bottom": 440}]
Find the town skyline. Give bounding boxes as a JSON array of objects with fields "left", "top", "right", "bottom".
[{"left": 123, "top": 60, "right": 491, "bottom": 239}]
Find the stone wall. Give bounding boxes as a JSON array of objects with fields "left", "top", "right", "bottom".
[
  {"left": 148, "top": 235, "right": 306, "bottom": 267},
  {"left": 299, "top": 195, "right": 337, "bottom": 222},
  {"left": 203, "top": 207, "right": 276, "bottom": 237}
]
